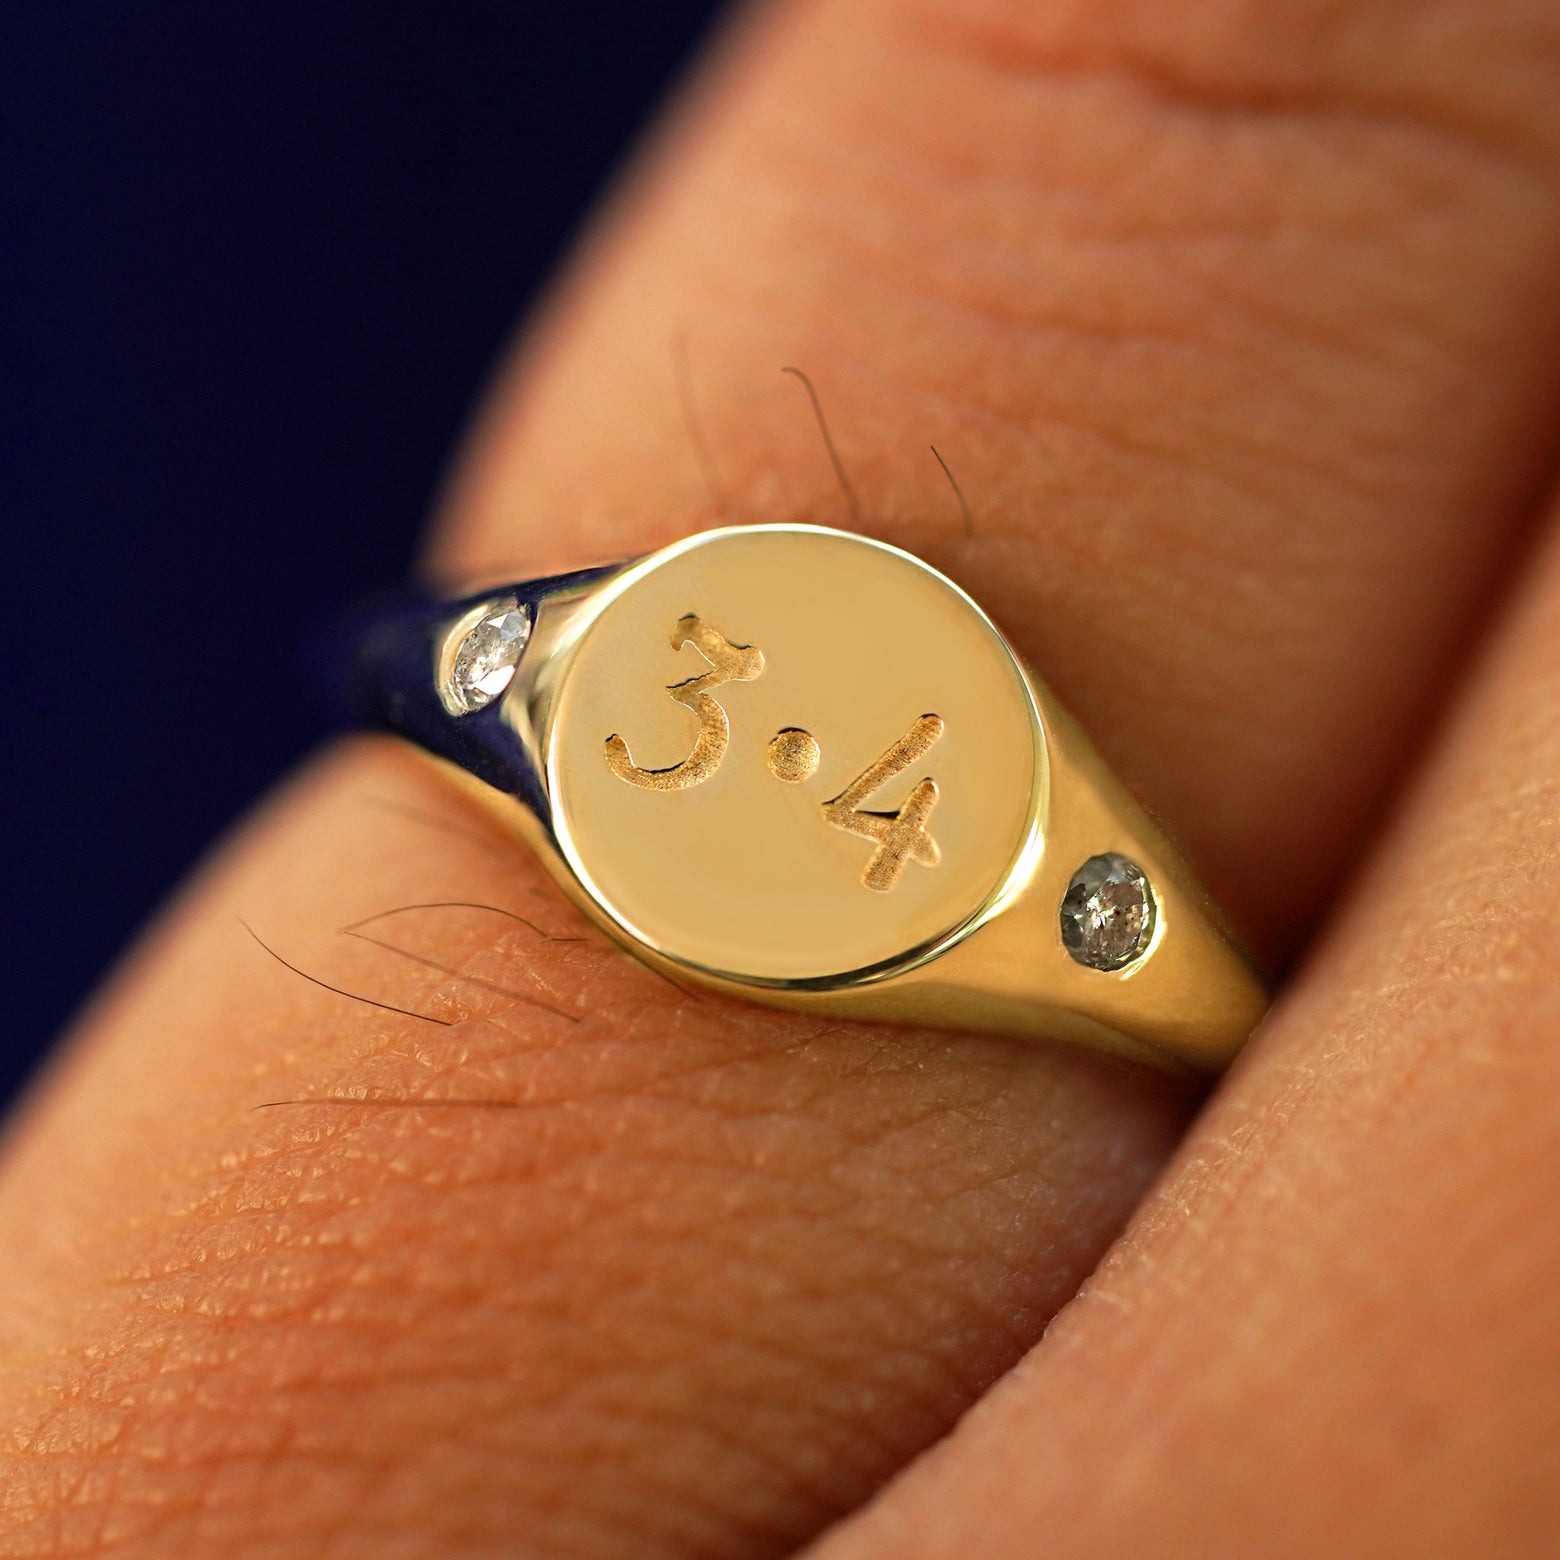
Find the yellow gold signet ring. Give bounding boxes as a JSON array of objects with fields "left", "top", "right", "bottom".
[{"left": 340, "top": 525, "right": 1267, "bottom": 1072}]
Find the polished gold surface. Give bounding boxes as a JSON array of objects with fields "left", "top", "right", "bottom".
[
  {"left": 543, "top": 526, "right": 1039, "bottom": 983},
  {"left": 444, "top": 523, "right": 1268, "bottom": 1071}
]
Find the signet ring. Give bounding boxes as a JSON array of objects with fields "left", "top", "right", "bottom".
[{"left": 338, "top": 525, "right": 1267, "bottom": 1073}]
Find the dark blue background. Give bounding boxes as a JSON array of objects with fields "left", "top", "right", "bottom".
[{"left": 2, "top": 2, "right": 721, "bottom": 1104}]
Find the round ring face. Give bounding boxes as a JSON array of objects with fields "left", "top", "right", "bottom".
[{"left": 544, "top": 527, "right": 1042, "bottom": 984}]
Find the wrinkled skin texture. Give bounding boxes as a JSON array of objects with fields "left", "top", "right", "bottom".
[{"left": 4, "top": 0, "right": 1560, "bottom": 1556}]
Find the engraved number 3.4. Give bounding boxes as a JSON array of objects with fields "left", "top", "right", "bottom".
[
  {"left": 603, "top": 615, "right": 943, "bottom": 893},
  {"left": 603, "top": 615, "right": 764, "bottom": 790}
]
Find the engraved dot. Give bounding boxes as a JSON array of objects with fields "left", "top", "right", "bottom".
[
  {"left": 1060, "top": 854, "right": 1156, "bottom": 972},
  {"left": 767, "top": 727, "right": 821, "bottom": 783}
]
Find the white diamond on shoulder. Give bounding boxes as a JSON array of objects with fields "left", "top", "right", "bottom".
[
  {"left": 443, "top": 599, "right": 531, "bottom": 715},
  {"left": 1060, "top": 853, "right": 1156, "bottom": 972}
]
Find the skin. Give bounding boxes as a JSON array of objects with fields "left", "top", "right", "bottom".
[
  {"left": 809, "top": 514, "right": 1560, "bottom": 1559},
  {"left": 3, "top": 0, "right": 1560, "bottom": 1555}
]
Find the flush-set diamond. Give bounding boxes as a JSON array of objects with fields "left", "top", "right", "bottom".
[
  {"left": 1060, "top": 852, "right": 1156, "bottom": 972},
  {"left": 442, "top": 599, "right": 531, "bottom": 715}
]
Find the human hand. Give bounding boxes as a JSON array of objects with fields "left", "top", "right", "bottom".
[{"left": 3, "top": 2, "right": 1559, "bottom": 1556}]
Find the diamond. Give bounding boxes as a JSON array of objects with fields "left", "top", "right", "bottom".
[
  {"left": 1060, "top": 853, "right": 1156, "bottom": 972},
  {"left": 442, "top": 599, "right": 531, "bottom": 715}
]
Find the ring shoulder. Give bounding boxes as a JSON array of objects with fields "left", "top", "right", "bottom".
[{"left": 329, "top": 562, "right": 624, "bottom": 820}]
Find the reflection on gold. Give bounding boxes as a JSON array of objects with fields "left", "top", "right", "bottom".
[
  {"left": 510, "top": 526, "right": 1265, "bottom": 1066},
  {"left": 603, "top": 614, "right": 764, "bottom": 790},
  {"left": 550, "top": 526, "right": 1038, "bottom": 985},
  {"left": 766, "top": 727, "right": 821, "bottom": 783},
  {"left": 822, "top": 714, "right": 944, "bottom": 892}
]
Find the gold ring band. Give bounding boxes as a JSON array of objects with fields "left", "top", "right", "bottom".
[{"left": 353, "top": 524, "right": 1266, "bottom": 1072}]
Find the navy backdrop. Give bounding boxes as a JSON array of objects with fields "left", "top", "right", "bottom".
[{"left": 2, "top": 2, "right": 721, "bottom": 1104}]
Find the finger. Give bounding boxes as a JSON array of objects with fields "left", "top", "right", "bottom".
[
  {"left": 807, "top": 511, "right": 1560, "bottom": 1558},
  {"left": 4, "top": 2, "right": 1560, "bottom": 1559},
  {"left": 441, "top": 0, "right": 1560, "bottom": 960},
  {"left": 0, "top": 746, "right": 1188, "bottom": 1558}
]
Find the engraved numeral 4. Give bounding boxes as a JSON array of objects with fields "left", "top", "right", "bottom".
[{"left": 822, "top": 714, "right": 944, "bottom": 892}]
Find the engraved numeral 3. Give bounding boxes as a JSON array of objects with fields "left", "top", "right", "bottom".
[
  {"left": 822, "top": 715, "right": 944, "bottom": 892},
  {"left": 604, "top": 615, "right": 764, "bottom": 790}
]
